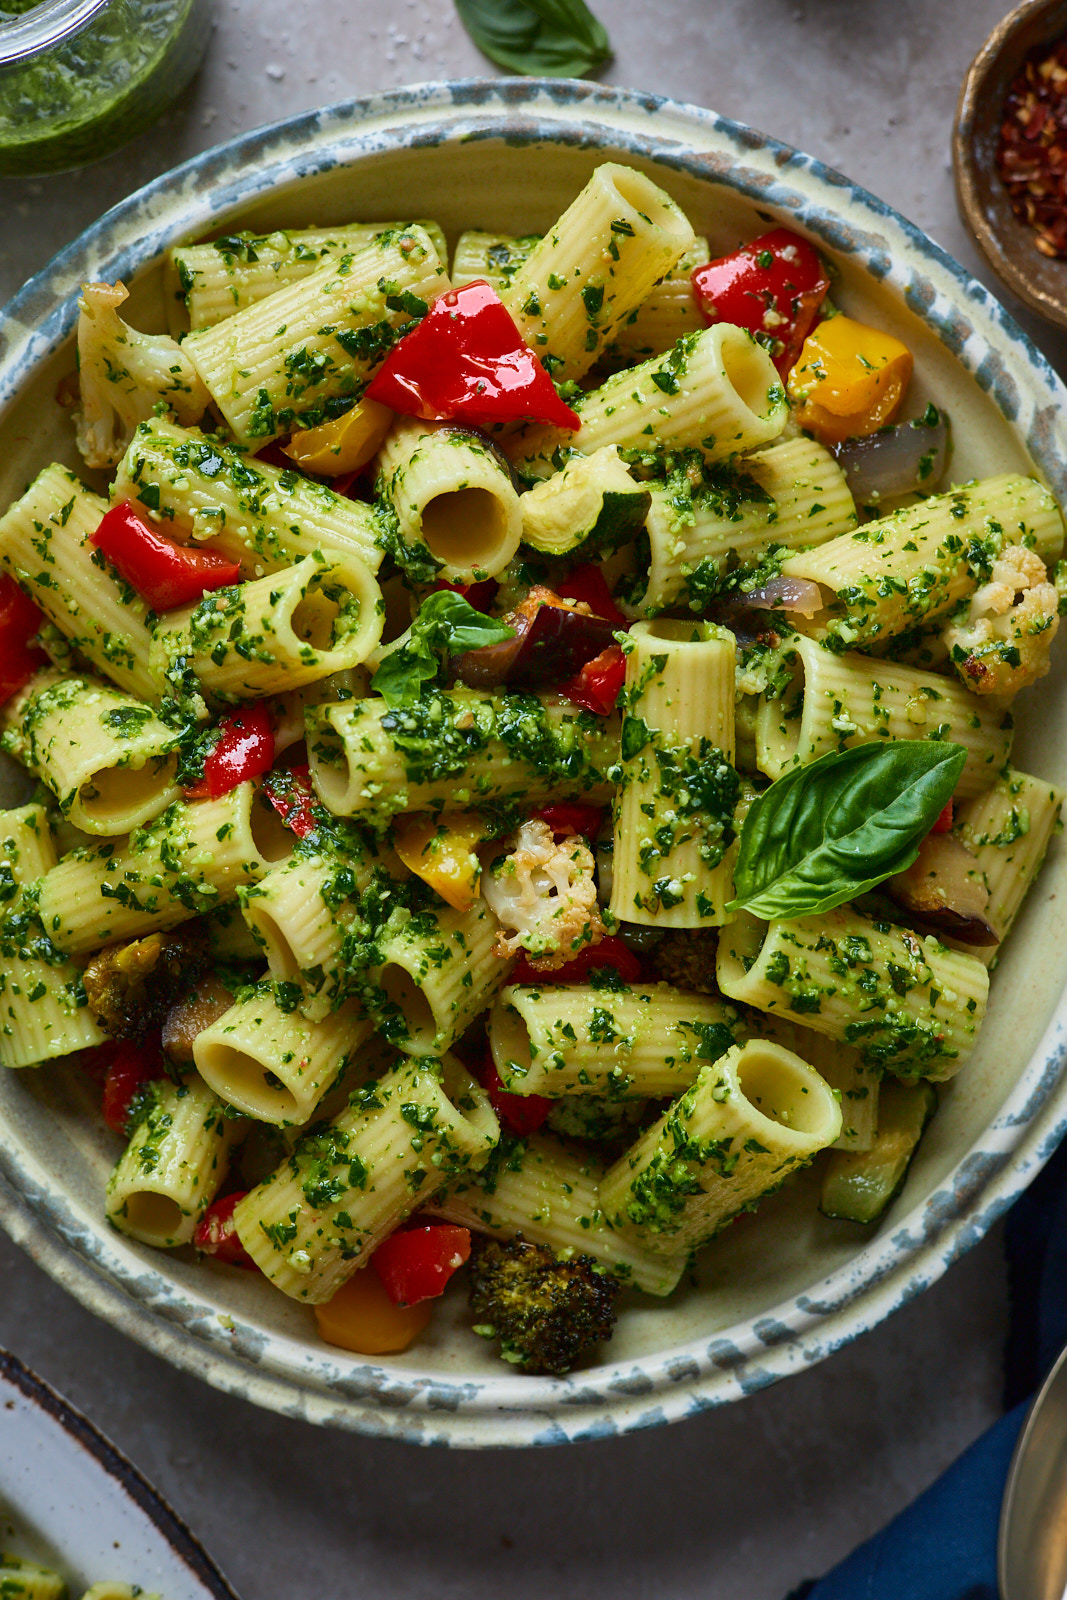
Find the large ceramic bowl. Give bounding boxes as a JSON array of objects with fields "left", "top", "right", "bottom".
[{"left": 2, "top": 79, "right": 1067, "bottom": 1448}]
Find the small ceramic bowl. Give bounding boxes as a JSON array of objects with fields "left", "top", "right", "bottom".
[
  {"left": 3, "top": 80, "right": 1067, "bottom": 1447},
  {"left": 955, "top": 0, "right": 1067, "bottom": 329}
]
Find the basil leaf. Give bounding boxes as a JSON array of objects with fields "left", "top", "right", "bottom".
[
  {"left": 374, "top": 591, "right": 514, "bottom": 709},
  {"left": 727, "top": 741, "right": 967, "bottom": 921},
  {"left": 456, "top": 0, "right": 612, "bottom": 78}
]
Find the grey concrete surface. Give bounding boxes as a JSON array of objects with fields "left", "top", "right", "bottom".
[{"left": 0, "top": 2, "right": 1049, "bottom": 1596}]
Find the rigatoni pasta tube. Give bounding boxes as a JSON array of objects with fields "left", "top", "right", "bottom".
[
  {"left": 428, "top": 1132, "right": 687, "bottom": 1296},
  {"left": 233, "top": 1053, "right": 498, "bottom": 1302},
  {"left": 780, "top": 473, "right": 1063, "bottom": 649},
  {"left": 599, "top": 1040, "right": 842, "bottom": 1253},
  {"left": 355, "top": 897, "right": 511, "bottom": 1056},
  {"left": 149, "top": 550, "right": 383, "bottom": 705},
  {"left": 609, "top": 620, "right": 738, "bottom": 927},
  {"left": 624, "top": 435, "right": 856, "bottom": 618},
  {"left": 105, "top": 1074, "right": 239, "bottom": 1247},
  {"left": 953, "top": 767, "right": 1065, "bottom": 966},
  {"left": 450, "top": 229, "right": 539, "bottom": 290},
  {"left": 717, "top": 909, "right": 989, "bottom": 1080},
  {"left": 112, "top": 417, "right": 381, "bottom": 576},
  {"left": 500, "top": 161, "right": 695, "bottom": 384},
  {"left": 375, "top": 418, "right": 523, "bottom": 584},
  {"left": 168, "top": 220, "right": 448, "bottom": 331},
  {"left": 0, "top": 464, "right": 156, "bottom": 701},
  {"left": 38, "top": 782, "right": 293, "bottom": 955},
  {"left": 0, "top": 805, "right": 105, "bottom": 1070},
  {"left": 1, "top": 670, "right": 180, "bottom": 835},
  {"left": 754, "top": 632, "right": 1013, "bottom": 800},
  {"left": 604, "top": 236, "right": 710, "bottom": 366},
  {"left": 0, "top": 1555, "right": 65, "bottom": 1600},
  {"left": 518, "top": 445, "right": 651, "bottom": 558},
  {"left": 753, "top": 1012, "right": 879, "bottom": 1153},
  {"left": 194, "top": 987, "right": 373, "bottom": 1124},
  {"left": 509, "top": 325, "right": 788, "bottom": 482},
  {"left": 184, "top": 225, "right": 448, "bottom": 446},
  {"left": 307, "top": 689, "right": 618, "bottom": 824},
  {"left": 488, "top": 981, "right": 745, "bottom": 1097}
]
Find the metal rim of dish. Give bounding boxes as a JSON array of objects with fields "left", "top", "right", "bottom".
[{"left": 1, "top": 77, "right": 1066, "bottom": 1447}]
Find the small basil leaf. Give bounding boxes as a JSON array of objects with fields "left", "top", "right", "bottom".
[
  {"left": 456, "top": 0, "right": 611, "bottom": 78},
  {"left": 374, "top": 592, "right": 514, "bottom": 709},
  {"left": 727, "top": 740, "right": 967, "bottom": 921}
]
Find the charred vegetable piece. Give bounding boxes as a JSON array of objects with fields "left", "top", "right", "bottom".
[
  {"left": 83, "top": 926, "right": 208, "bottom": 1042},
  {"left": 508, "top": 603, "right": 616, "bottom": 688},
  {"left": 820, "top": 1078, "right": 937, "bottom": 1224},
  {"left": 452, "top": 585, "right": 616, "bottom": 691},
  {"left": 162, "top": 975, "right": 237, "bottom": 1065},
  {"left": 467, "top": 1234, "right": 620, "bottom": 1375},
  {"left": 887, "top": 831, "right": 998, "bottom": 945},
  {"left": 650, "top": 927, "right": 721, "bottom": 994}
]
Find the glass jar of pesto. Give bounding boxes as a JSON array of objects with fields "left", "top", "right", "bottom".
[{"left": 0, "top": 0, "right": 213, "bottom": 177}]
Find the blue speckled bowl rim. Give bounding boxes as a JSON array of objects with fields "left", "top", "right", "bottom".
[
  {"left": 1, "top": 77, "right": 1066, "bottom": 1448},
  {"left": 0, "top": 1348, "right": 239, "bottom": 1596}
]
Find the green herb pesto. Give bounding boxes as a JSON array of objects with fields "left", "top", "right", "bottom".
[{"left": 0, "top": 0, "right": 212, "bottom": 177}]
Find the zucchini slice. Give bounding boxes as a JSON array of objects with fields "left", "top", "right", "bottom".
[
  {"left": 520, "top": 445, "right": 651, "bottom": 557},
  {"left": 820, "top": 1077, "right": 937, "bottom": 1224}
]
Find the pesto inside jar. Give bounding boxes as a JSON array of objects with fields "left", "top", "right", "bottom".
[{"left": 0, "top": 0, "right": 213, "bottom": 176}]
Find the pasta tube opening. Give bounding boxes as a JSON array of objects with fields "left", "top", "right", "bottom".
[
  {"left": 610, "top": 166, "right": 686, "bottom": 231},
  {"left": 734, "top": 1042, "right": 835, "bottom": 1141},
  {"left": 718, "top": 323, "right": 784, "bottom": 420},
  {"left": 249, "top": 787, "right": 296, "bottom": 866},
  {"left": 120, "top": 1191, "right": 186, "bottom": 1245},
  {"left": 421, "top": 486, "right": 511, "bottom": 571},
  {"left": 374, "top": 966, "right": 438, "bottom": 1051},
  {"left": 78, "top": 756, "right": 179, "bottom": 827}
]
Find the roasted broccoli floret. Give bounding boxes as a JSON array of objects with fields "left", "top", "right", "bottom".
[
  {"left": 467, "top": 1234, "right": 620, "bottom": 1375},
  {"left": 83, "top": 925, "right": 208, "bottom": 1042},
  {"left": 73, "top": 280, "right": 209, "bottom": 469},
  {"left": 650, "top": 927, "right": 720, "bottom": 994}
]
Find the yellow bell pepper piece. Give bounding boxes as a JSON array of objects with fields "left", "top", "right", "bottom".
[
  {"left": 393, "top": 811, "right": 489, "bottom": 912},
  {"left": 282, "top": 396, "right": 393, "bottom": 475},
  {"left": 787, "top": 315, "right": 913, "bottom": 446},
  {"left": 315, "top": 1268, "right": 433, "bottom": 1354}
]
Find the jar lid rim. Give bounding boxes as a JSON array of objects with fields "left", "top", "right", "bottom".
[{"left": 0, "top": 0, "right": 112, "bottom": 67}]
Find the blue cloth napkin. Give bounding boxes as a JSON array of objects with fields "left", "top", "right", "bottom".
[{"left": 789, "top": 1136, "right": 1067, "bottom": 1600}]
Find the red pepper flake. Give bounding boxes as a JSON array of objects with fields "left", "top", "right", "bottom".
[{"left": 996, "top": 35, "right": 1067, "bottom": 258}]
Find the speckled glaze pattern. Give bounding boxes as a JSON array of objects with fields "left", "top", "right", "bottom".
[{"left": 1, "top": 79, "right": 1067, "bottom": 1448}]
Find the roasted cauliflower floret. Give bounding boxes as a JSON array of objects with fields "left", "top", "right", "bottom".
[
  {"left": 481, "top": 819, "right": 605, "bottom": 971},
  {"left": 943, "top": 543, "right": 1059, "bottom": 696},
  {"left": 73, "top": 281, "right": 209, "bottom": 469}
]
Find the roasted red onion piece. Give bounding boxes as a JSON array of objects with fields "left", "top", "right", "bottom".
[
  {"left": 451, "top": 626, "right": 528, "bottom": 688},
  {"left": 834, "top": 408, "right": 949, "bottom": 502},
  {"left": 453, "top": 601, "right": 616, "bottom": 690},
  {"left": 731, "top": 575, "right": 823, "bottom": 617}
]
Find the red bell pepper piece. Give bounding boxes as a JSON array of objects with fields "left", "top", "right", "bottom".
[
  {"left": 930, "top": 800, "right": 954, "bottom": 835},
  {"left": 99, "top": 1040, "right": 168, "bottom": 1136},
  {"left": 556, "top": 564, "right": 626, "bottom": 628},
  {"left": 183, "top": 705, "right": 275, "bottom": 801},
  {"left": 263, "top": 763, "right": 322, "bottom": 839},
  {"left": 481, "top": 1058, "right": 553, "bottom": 1138},
  {"left": 510, "top": 934, "right": 643, "bottom": 989},
  {"left": 0, "top": 574, "right": 47, "bottom": 705},
  {"left": 692, "top": 228, "right": 830, "bottom": 375},
  {"left": 366, "top": 280, "right": 581, "bottom": 431},
  {"left": 534, "top": 802, "right": 605, "bottom": 840},
  {"left": 194, "top": 1192, "right": 259, "bottom": 1270},
  {"left": 560, "top": 643, "right": 626, "bottom": 715},
  {"left": 372, "top": 1223, "right": 472, "bottom": 1307},
  {"left": 91, "top": 502, "right": 242, "bottom": 613}
]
